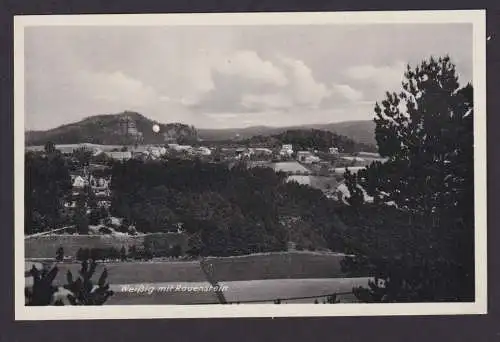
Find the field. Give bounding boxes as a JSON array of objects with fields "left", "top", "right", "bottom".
[
  {"left": 26, "top": 251, "right": 349, "bottom": 284},
  {"left": 25, "top": 260, "right": 207, "bottom": 286},
  {"left": 219, "top": 278, "right": 370, "bottom": 303},
  {"left": 204, "top": 251, "right": 347, "bottom": 282},
  {"left": 25, "top": 233, "right": 188, "bottom": 259},
  {"left": 273, "top": 161, "right": 310, "bottom": 173},
  {"left": 26, "top": 251, "right": 362, "bottom": 305}
]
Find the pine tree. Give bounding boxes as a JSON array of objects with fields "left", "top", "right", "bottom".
[
  {"left": 344, "top": 56, "right": 474, "bottom": 302},
  {"left": 44, "top": 141, "right": 56, "bottom": 154}
]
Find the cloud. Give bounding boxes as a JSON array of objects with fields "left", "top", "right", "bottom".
[
  {"left": 24, "top": 25, "right": 472, "bottom": 130},
  {"left": 190, "top": 53, "right": 366, "bottom": 115},
  {"left": 345, "top": 62, "right": 406, "bottom": 91},
  {"left": 280, "top": 57, "right": 330, "bottom": 107},
  {"left": 77, "top": 70, "right": 158, "bottom": 107},
  {"left": 331, "top": 84, "right": 363, "bottom": 102},
  {"left": 214, "top": 50, "right": 288, "bottom": 87}
]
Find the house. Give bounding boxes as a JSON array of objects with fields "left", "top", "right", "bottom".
[
  {"left": 280, "top": 144, "right": 294, "bottom": 157},
  {"left": 149, "top": 147, "right": 162, "bottom": 158},
  {"left": 72, "top": 175, "right": 87, "bottom": 188},
  {"left": 329, "top": 147, "right": 339, "bottom": 155},
  {"left": 296, "top": 151, "right": 320, "bottom": 164}
]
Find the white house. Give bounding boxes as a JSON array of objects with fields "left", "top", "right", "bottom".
[
  {"left": 280, "top": 144, "right": 294, "bottom": 157},
  {"left": 72, "top": 175, "right": 87, "bottom": 188},
  {"left": 296, "top": 151, "right": 320, "bottom": 164},
  {"left": 329, "top": 147, "right": 339, "bottom": 155}
]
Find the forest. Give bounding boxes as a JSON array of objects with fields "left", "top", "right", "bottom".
[{"left": 240, "top": 129, "right": 377, "bottom": 153}]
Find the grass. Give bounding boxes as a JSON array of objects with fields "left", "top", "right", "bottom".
[
  {"left": 26, "top": 251, "right": 349, "bottom": 285},
  {"left": 205, "top": 251, "right": 347, "bottom": 282},
  {"left": 26, "top": 260, "right": 207, "bottom": 286},
  {"left": 25, "top": 252, "right": 367, "bottom": 305}
]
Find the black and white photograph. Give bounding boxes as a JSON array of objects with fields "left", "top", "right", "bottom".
[{"left": 15, "top": 10, "right": 487, "bottom": 319}]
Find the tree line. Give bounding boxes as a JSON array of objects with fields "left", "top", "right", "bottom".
[
  {"left": 109, "top": 158, "right": 345, "bottom": 256},
  {"left": 241, "top": 129, "right": 377, "bottom": 153}
]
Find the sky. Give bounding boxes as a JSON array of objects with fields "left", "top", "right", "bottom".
[{"left": 24, "top": 23, "right": 473, "bottom": 130}]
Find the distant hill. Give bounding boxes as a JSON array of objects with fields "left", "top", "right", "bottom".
[
  {"left": 198, "top": 120, "right": 377, "bottom": 146},
  {"left": 25, "top": 112, "right": 377, "bottom": 148},
  {"left": 25, "top": 111, "right": 198, "bottom": 146}
]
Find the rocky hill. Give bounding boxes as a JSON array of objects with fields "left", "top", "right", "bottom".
[{"left": 25, "top": 111, "right": 199, "bottom": 146}]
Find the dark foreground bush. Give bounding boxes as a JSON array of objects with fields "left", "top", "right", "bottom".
[{"left": 25, "top": 260, "right": 113, "bottom": 306}]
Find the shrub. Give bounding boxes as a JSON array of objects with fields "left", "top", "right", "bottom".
[
  {"left": 25, "top": 265, "right": 60, "bottom": 306},
  {"left": 128, "top": 245, "right": 137, "bottom": 259},
  {"left": 76, "top": 248, "right": 90, "bottom": 261},
  {"left": 55, "top": 247, "right": 64, "bottom": 262},
  {"left": 25, "top": 260, "right": 113, "bottom": 306},
  {"left": 120, "top": 246, "right": 127, "bottom": 261},
  {"left": 170, "top": 244, "right": 182, "bottom": 258},
  {"left": 63, "top": 260, "right": 114, "bottom": 305}
]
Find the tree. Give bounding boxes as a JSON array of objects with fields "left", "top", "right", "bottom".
[
  {"left": 128, "top": 245, "right": 137, "bottom": 259},
  {"left": 62, "top": 260, "right": 114, "bottom": 305},
  {"left": 25, "top": 261, "right": 113, "bottom": 305},
  {"left": 76, "top": 248, "right": 84, "bottom": 261},
  {"left": 170, "top": 244, "right": 182, "bottom": 258},
  {"left": 25, "top": 265, "right": 60, "bottom": 306},
  {"left": 44, "top": 141, "right": 56, "bottom": 154},
  {"left": 56, "top": 247, "right": 64, "bottom": 262},
  {"left": 120, "top": 246, "right": 127, "bottom": 261},
  {"left": 74, "top": 195, "right": 89, "bottom": 235},
  {"left": 343, "top": 56, "right": 474, "bottom": 302},
  {"left": 25, "top": 152, "right": 72, "bottom": 234},
  {"left": 72, "top": 147, "right": 93, "bottom": 168}
]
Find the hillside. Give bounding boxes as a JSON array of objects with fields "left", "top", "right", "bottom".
[
  {"left": 197, "top": 120, "right": 377, "bottom": 146},
  {"left": 25, "top": 111, "right": 377, "bottom": 148},
  {"left": 243, "top": 129, "right": 377, "bottom": 153},
  {"left": 25, "top": 111, "right": 199, "bottom": 146}
]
